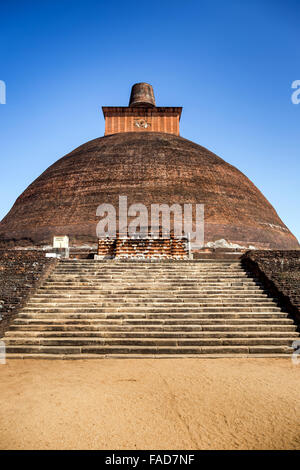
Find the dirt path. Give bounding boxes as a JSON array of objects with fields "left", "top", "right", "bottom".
[{"left": 0, "top": 358, "right": 299, "bottom": 450}]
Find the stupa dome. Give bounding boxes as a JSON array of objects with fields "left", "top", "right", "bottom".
[{"left": 0, "top": 131, "right": 298, "bottom": 249}]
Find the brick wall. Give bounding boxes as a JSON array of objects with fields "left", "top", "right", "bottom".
[
  {"left": 103, "top": 107, "right": 181, "bottom": 136},
  {"left": 0, "top": 250, "right": 57, "bottom": 337},
  {"left": 242, "top": 250, "right": 300, "bottom": 323},
  {"left": 97, "top": 237, "right": 188, "bottom": 259}
]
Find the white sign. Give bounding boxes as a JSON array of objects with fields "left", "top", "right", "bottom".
[{"left": 53, "top": 236, "right": 69, "bottom": 249}]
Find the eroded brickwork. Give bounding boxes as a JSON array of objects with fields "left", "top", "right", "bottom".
[
  {"left": 0, "top": 132, "right": 298, "bottom": 249},
  {"left": 103, "top": 107, "right": 181, "bottom": 136},
  {"left": 242, "top": 250, "right": 300, "bottom": 322},
  {"left": 97, "top": 237, "right": 188, "bottom": 259},
  {"left": 0, "top": 250, "right": 57, "bottom": 336}
]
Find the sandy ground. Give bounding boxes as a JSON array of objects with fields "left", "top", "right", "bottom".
[{"left": 0, "top": 358, "right": 299, "bottom": 450}]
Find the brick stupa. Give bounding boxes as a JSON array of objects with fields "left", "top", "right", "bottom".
[{"left": 0, "top": 83, "right": 298, "bottom": 250}]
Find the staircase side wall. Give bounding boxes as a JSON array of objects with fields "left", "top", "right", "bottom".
[
  {"left": 0, "top": 250, "right": 58, "bottom": 337},
  {"left": 242, "top": 250, "right": 300, "bottom": 324}
]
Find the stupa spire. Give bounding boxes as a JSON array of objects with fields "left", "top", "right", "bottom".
[
  {"left": 129, "top": 83, "right": 156, "bottom": 107},
  {"left": 102, "top": 82, "right": 182, "bottom": 136}
]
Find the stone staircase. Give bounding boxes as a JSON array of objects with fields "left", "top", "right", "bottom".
[{"left": 3, "top": 259, "right": 299, "bottom": 358}]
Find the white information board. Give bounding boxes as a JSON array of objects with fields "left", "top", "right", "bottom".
[{"left": 53, "top": 236, "right": 69, "bottom": 249}]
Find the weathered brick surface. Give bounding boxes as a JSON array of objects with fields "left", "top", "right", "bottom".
[
  {"left": 103, "top": 82, "right": 181, "bottom": 135},
  {"left": 242, "top": 250, "right": 300, "bottom": 323},
  {"left": 97, "top": 236, "right": 188, "bottom": 259},
  {"left": 0, "top": 132, "right": 298, "bottom": 250},
  {"left": 0, "top": 250, "right": 57, "bottom": 337},
  {"left": 103, "top": 107, "right": 181, "bottom": 136}
]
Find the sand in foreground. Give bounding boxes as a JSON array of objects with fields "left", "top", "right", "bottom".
[{"left": 0, "top": 358, "right": 299, "bottom": 450}]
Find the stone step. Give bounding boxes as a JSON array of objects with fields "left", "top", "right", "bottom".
[
  {"left": 48, "top": 270, "right": 253, "bottom": 276},
  {"left": 4, "top": 345, "right": 293, "bottom": 355},
  {"left": 44, "top": 280, "right": 260, "bottom": 286},
  {"left": 57, "top": 274, "right": 247, "bottom": 278},
  {"left": 56, "top": 272, "right": 247, "bottom": 276},
  {"left": 39, "top": 287, "right": 264, "bottom": 293},
  {"left": 55, "top": 270, "right": 246, "bottom": 275},
  {"left": 57, "top": 271, "right": 246, "bottom": 275},
  {"left": 57, "top": 261, "right": 241, "bottom": 264},
  {"left": 22, "top": 305, "right": 281, "bottom": 313},
  {"left": 4, "top": 337, "right": 297, "bottom": 348},
  {"left": 31, "top": 297, "right": 273, "bottom": 304},
  {"left": 49, "top": 277, "right": 254, "bottom": 283},
  {"left": 43, "top": 282, "right": 262, "bottom": 289},
  {"left": 25, "top": 303, "right": 278, "bottom": 312},
  {"left": 28, "top": 299, "right": 274, "bottom": 306},
  {"left": 12, "top": 317, "right": 294, "bottom": 326},
  {"left": 60, "top": 260, "right": 241, "bottom": 264},
  {"left": 5, "top": 331, "right": 298, "bottom": 339},
  {"left": 59, "top": 267, "right": 243, "bottom": 271},
  {"left": 58, "top": 268, "right": 243, "bottom": 273},
  {"left": 54, "top": 265, "right": 245, "bottom": 269},
  {"left": 55, "top": 264, "right": 243, "bottom": 269},
  {"left": 9, "top": 323, "right": 297, "bottom": 331},
  {"left": 33, "top": 292, "right": 269, "bottom": 299},
  {"left": 17, "top": 312, "right": 287, "bottom": 320},
  {"left": 47, "top": 274, "right": 254, "bottom": 280},
  {"left": 4, "top": 353, "right": 293, "bottom": 359}
]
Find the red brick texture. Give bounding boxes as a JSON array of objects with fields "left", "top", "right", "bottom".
[
  {"left": 0, "top": 250, "right": 58, "bottom": 336},
  {"left": 97, "top": 237, "right": 188, "bottom": 259},
  {"left": 0, "top": 132, "right": 298, "bottom": 250},
  {"left": 102, "top": 107, "right": 182, "bottom": 136},
  {"left": 242, "top": 250, "right": 300, "bottom": 323}
]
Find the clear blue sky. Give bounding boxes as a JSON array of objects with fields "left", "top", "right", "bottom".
[{"left": 0, "top": 0, "right": 299, "bottom": 242}]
